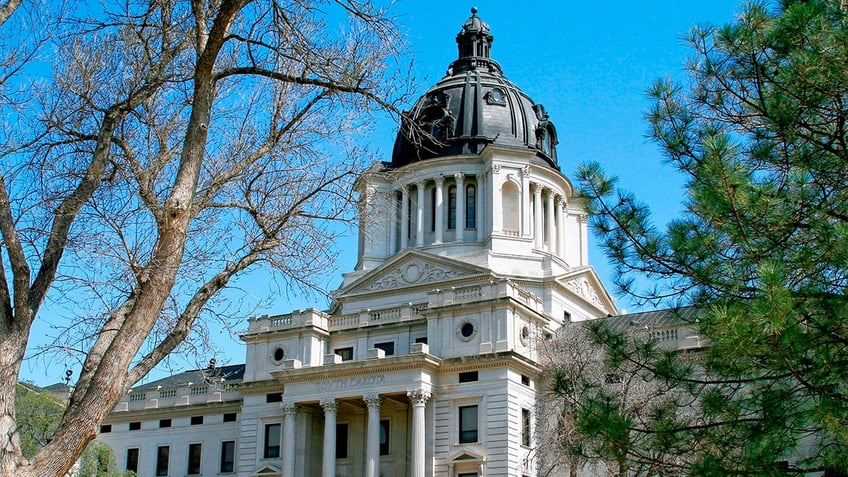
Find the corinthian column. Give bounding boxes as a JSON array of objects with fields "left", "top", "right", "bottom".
[
  {"left": 416, "top": 180, "right": 426, "bottom": 247},
  {"left": 434, "top": 176, "right": 444, "bottom": 244},
  {"left": 533, "top": 184, "right": 543, "bottom": 249},
  {"left": 282, "top": 402, "right": 298, "bottom": 477},
  {"left": 407, "top": 389, "right": 432, "bottom": 477},
  {"left": 320, "top": 398, "right": 338, "bottom": 477},
  {"left": 454, "top": 173, "right": 465, "bottom": 242},
  {"left": 364, "top": 394, "right": 383, "bottom": 477},
  {"left": 400, "top": 185, "right": 409, "bottom": 250}
]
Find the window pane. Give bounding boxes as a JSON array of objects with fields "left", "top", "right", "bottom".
[
  {"left": 522, "top": 408, "right": 531, "bottom": 446},
  {"left": 188, "top": 443, "right": 202, "bottom": 474},
  {"left": 379, "top": 419, "right": 390, "bottom": 456},
  {"left": 459, "top": 405, "right": 478, "bottom": 443},
  {"left": 336, "top": 423, "right": 349, "bottom": 459},
  {"left": 448, "top": 186, "right": 457, "bottom": 229},
  {"left": 375, "top": 342, "right": 395, "bottom": 356},
  {"left": 126, "top": 448, "right": 139, "bottom": 473},
  {"left": 466, "top": 185, "right": 476, "bottom": 228},
  {"left": 264, "top": 423, "right": 281, "bottom": 458},
  {"left": 220, "top": 441, "right": 235, "bottom": 473},
  {"left": 156, "top": 446, "right": 169, "bottom": 476}
]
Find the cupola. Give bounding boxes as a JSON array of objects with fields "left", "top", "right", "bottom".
[{"left": 391, "top": 8, "right": 559, "bottom": 170}]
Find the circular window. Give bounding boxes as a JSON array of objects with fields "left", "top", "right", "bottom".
[
  {"left": 272, "top": 347, "right": 285, "bottom": 363},
  {"left": 520, "top": 326, "right": 530, "bottom": 346},
  {"left": 456, "top": 320, "right": 478, "bottom": 342}
]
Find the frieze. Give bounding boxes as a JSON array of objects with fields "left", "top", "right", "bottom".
[{"left": 315, "top": 374, "right": 387, "bottom": 393}]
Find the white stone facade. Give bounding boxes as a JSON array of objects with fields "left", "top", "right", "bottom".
[{"left": 97, "top": 11, "right": 618, "bottom": 477}]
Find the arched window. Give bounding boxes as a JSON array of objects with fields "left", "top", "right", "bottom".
[
  {"left": 465, "top": 184, "right": 476, "bottom": 229},
  {"left": 430, "top": 187, "right": 436, "bottom": 231},
  {"left": 502, "top": 181, "right": 520, "bottom": 235},
  {"left": 448, "top": 186, "right": 457, "bottom": 229}
]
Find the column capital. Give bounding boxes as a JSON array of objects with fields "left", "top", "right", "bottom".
[
  {"left": 407, "top": 389, "right": 432, "bottom": 405},
  {"left": 416, "top": 179, "right": 427, "bottom": 188},
  {"left": 282, "top": 401, "right": 299, "bottom": 415},
  {"left": 522, "top": 165, "right": 531, "bottom": 177},
  {"left": 320, "top": 398, "right": 338, "bottom": 413},
  {"left": 556, "top": 195, "right": 567, "bottom": 208},
  {"left": 533, "top": 183, "right": 543, "bottom": 196},
  {"left": 434, "top": 175, "right": 445, "bottom": 186},
  {"left": 363, "top": 393, "right": 383, "bottom": 409},
  {"left": 454, "top": 172, "right": 465, "bottom": 184},
  {"left": 578, "top": 214, "right": 589, "bottom": 223}
]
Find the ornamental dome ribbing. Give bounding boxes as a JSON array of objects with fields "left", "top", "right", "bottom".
[{"left": 391, "top": 8, "right": 559, "bottom": 170}]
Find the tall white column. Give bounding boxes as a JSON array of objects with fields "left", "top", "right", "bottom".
[
  {"left": 407, "top": 389, "right": 431, "bottom": 477},
  {"left": 476, "top": 172, "right": 485, "bottom": 242},
  {"left": 533, "top": 184, "right": 543, "bottom": 249},
  {"left": 521, "top": 166, "right": 532, "bottom": 237},
  {"left": 364, "top": 394, "right": 382, "bottom": 477},
  {"left": 434, "top": 176, "right": 444, "bottom": 244},
  {"left": 389, "top": 192, "right": 398, "bottom": 254},
  {"left": 282, "top": 402, "right": 298, "bottom": 477},
  {"left": 321, "top": 398, "right": 338, "bottom": 477},
  {"left": 400, "top": 186, "right": 409, "bottom": 250},
  {"left": 491, "top": 165, "right": 503, "bottom": 234},
  {"left": 545, "top": 189, "right": 555, "bottom": 251},
  {"left": 555, "top": 196, "right": 565, "bottom": 257},
  {"left": 454, "top": 173, "right": 465, "bottom": 243},
  {"left": 416, "top": 181, "right": 425, "bottom": 247}
]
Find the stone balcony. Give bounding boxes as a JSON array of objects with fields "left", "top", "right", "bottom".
[{"left": 111, "top": 381, "right": 241, "bottom": 413}]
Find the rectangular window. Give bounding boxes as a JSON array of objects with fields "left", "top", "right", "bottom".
[
  {"left": 155, "top": 446, "right": 170, "bottom": 477},
  {"left": 159, "top": 418, "right": 171, "bottom": 428},
  {"left": 99, "top": 424, "right": 111, "bottom": 433},
  {"left": 188, "top": 443, "right": 202, "bottom": 475},
  {"left": 379, "top": 419, "right": 390, "bottom": 456},
  {"left": 334, "top": 347, "right": 353, "bottom": 361},
  {"left": 220, "top": 441, "right": 235, "bottom": 473},
  {"left": 374, "top": 341, "right": 395, "bottom": 356},
  {"left": 414, "top": 336, "right": 428, "bottom": 344},
  {"left": 126, "top": 448, "right": 139, "bottom": 473},
  {"left": 448, "top": 186, "right": 457, "bottom": 229},
  {"left": 336, "top": 423, "right": 349, "bottom": 459},
  {"left": 129, "top": 421, "right": 141, "bottom": 431},
  {"left": 266, "top": 392, "right": 283, "bottom": 403},
  {"left": 521, "top": 374, "right": 531, "bottom": 386},
  {"left": 458, "top": 371, "right": 478, "bottom": 383},
  {"left": 458, "top": 473, "right": 478, "bottom": 477},
  {"left": 522, "top": 408, "right": 531, "bottom": 447},
  {"left": 459, "top": 405, "right": 479, "bottom": 443},
  {"left": 466, "top": 184, "right": 476, "bottom": 228},
  {"left": 223, "top": 412, "right": 237, "bottom": 422},
  {"left": 264, "top": 423, "right": 281, "bottom": 458},
  {"left": 191, "top": 415, "right": 204, "bottom": 425}
]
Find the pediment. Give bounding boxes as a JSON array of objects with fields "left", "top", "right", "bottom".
[
  {"left": 338, "top": 250, "right": 490, "bottom": 297},
  {"left": 557, "top": 266, "right": 618, "bottom": 316},
  {"left": 447, "top": 447, "right": 487, "bottom": 463},
  {"left": 252, "top": 464, "right": 281, "bottom": 476}
]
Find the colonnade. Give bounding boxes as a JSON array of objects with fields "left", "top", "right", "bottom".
[
  {"left": 392, "top": 173, "right": 485, "bottom": 252},
  {"left": 279, "top": 390, "right": 431, "bottom": 477}
]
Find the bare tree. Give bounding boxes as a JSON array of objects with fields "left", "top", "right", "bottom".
[
  {"left": 0, "top": 1, "right": 408, "bottom": 475},
  {"left": 538, "top": 321, "right": 702, "bottom": 476}
]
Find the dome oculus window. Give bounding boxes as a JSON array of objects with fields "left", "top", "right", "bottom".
[
  {"left": 457, "top": 320, "right": 479, "bottom": 342},
  {"left": 486, "top": 88, "right": 507, "bottom": 106}
]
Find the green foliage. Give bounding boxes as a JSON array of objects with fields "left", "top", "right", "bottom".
[
  {"left": 77, "top": 441, "right": 133, "bottom": 477},
  {"left": 566, "top": 0, "right": 848, "bottom": 474},
  {"left": 14, "top": 384, "right": 64, "bottom": 458}
]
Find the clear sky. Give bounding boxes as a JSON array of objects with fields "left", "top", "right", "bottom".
[{"left": 21, "top": 0, "right": 746, "bottom": 385}]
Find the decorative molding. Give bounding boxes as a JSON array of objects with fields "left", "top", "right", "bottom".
[
  {"left": 362, "top": 259, "right": 467, "bottom": 292},
  {"left": 521, "top": 165, "right": 531, "bottom": 177},
  {"left": 563, "top": 276, "right": 603, "bottom": 307},
  {"left": 282, "top": 402, "right": 298, "bottom": 415},
  {"left": 363, "top": 394, "right": 383, "bottom": 409},
  {"left": 320, "top": 398, "right": 338, "bottom": 413},
  {"left": 578, "top": 214, "right": 589, "bottom": 224},
  {"left": 491, "top": 164, "right": 500, "bottom": 173},
  {"left": 407, "top": 389, "right": 432, "bottom": 405}
]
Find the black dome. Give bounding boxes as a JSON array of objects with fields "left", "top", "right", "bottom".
[{"left": 391, "top": 8, "right": 559, "bottom": 170}]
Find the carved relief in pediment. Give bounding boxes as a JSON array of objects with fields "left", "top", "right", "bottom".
[
  {"left": 563, "top": 276, "right": 603, "bottom": 307},
  {"left": 362, "top": 259, "right": 466, "bottom": 292}
]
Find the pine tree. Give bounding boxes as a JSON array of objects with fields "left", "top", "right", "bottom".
[{"left": 556, "top": 0, "right": 848, "bottom": 474}]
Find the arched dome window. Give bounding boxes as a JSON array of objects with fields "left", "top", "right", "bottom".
[
  {"left": 465, "top": 184, "right": 477, "bottom": 229},
  {"left": 448, "top": 186, "right": 457, "bottom": 229}
]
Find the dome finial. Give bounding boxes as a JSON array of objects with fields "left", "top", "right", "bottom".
[{"left": 471, "top": 6, "right": 478, "bottom": 15}]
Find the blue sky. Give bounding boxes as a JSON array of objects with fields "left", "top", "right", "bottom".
[{"left": 21, "top": 1, "right": 745, "bottom": 385}]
